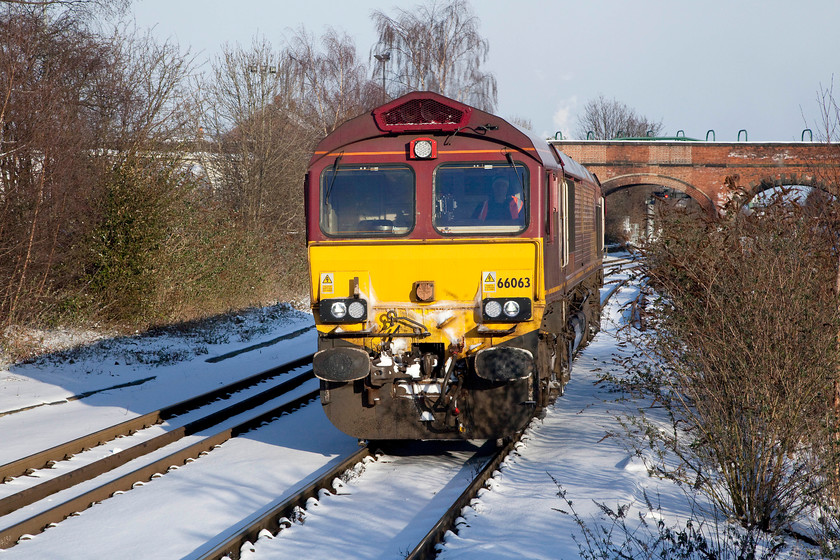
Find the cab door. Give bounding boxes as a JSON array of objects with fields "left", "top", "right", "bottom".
[
  {"left": 561, "top": 178, "right": 573, "bottom": 272},
  {"left": 543, "top": 171, "right": 562, "bottom": 291}
]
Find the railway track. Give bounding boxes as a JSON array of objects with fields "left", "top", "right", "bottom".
[
  {"left": 1, "top": 257, "right": 642, "bottom": 555},
  {"left": 403, "top": 436, "right": 520, "bottom": 560},
  {"left": 401, "top": 258, "right": 642, "bottom": 559},
  {"left": 191, "top": 436, "right": 515, "bottom": 560},
  {"left": 208, "top": 258, "right": 643, "bottom": 559},
  {"left": 193, "top": 445, "right": 372, "bottom": 560},
  {"left": 0, "top": 353, "right": 316, "bottom": 549},
  {"left": 603, "top": 253, "right": 640, "bottom": 277},
  {"left": 601, "top": 252, "right": 641, "bottom": 305}
]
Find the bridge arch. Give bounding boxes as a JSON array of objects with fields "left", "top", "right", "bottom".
[
  {"left": 746, "top": 173, "right": 836, "bottom": 200},
  {"left": 600, "top": 173, "right": 716, "bottom": 215}
]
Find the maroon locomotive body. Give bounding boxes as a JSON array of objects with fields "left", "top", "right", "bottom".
[{"left": 305, "top": 91, "right": 603, "bottom": 440}]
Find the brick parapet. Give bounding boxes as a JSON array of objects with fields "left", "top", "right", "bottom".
[{"left": 552, "top": 140, "right": 840, "bottom": 210}]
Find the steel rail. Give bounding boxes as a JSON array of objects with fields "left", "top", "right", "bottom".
[
  {"left": 0, "top": 352, "right": 314, "bottom": 483},
  {"left": 601, "top": 277, "right": 632, "bottom": 308},
  {"left": 604, "top": 262, "right": 641, "bottom": 275},
  {"left": 602, "top": 255, "right": 636, "bottom": 265},
  {"left": 193, "top": 446, "right": 372, "bottom": 560},
  {"left": 404, "top": 436, "right": 522, "bottom": 560},
  {"left": 0, "top": 387, "right": 321, "bottom": 549},
  {"left": 404, "top": 257, "right": 637, "bottom": 559},
  {"left": 603, "top": 256, "right": 640, "bottom": 276},
  {"left": 0, "top": 367, "right": 315, "bottom": 518},
  {"left": 601, "top": 253, "right": 640, "bottom": 306},
  {"left": 194, "top": 260, "right": 632, "bottom": 559}
]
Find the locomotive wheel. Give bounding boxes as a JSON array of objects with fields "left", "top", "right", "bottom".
[{"left": 495, "top": 435, "right": 513, "bottom": 448}]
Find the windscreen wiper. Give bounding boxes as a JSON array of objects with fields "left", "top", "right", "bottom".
[
  {"left": 324, "top": 152, "right": 343, "bottom": 204},
  {"left": 505, "top": 151, "right": 526, "bottom": 192}
]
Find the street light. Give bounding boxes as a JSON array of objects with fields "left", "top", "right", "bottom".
[
  {"left": 374, "top": 52, "right": 390, "bottom": 99},
  {"left": 249, "top": 64, "right": 276, "bottom": 75}
]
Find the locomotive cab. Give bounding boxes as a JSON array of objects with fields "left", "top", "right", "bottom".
[{"left": 305, "top": 92, "right": 603, "bottom": 440}]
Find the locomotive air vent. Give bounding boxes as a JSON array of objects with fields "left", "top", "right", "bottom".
[
  {"left": 373, "top": 92, "right": 472, "bottom": 133},
  {"left": 383, "top": 99, "right": 461, "bottom": 126}
]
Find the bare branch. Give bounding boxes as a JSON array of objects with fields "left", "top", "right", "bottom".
[
  {"left": 371, "top": 0, "right": 497, "bottom": 111},
  {"left": 1, "top": 0, "right": 130, "bottom": 21},
  {"left": 575, "top": 94, "right": 664, "bottom": 139},
  {"left": 289, "top": 26, "right": 379, "bottom": 136}
]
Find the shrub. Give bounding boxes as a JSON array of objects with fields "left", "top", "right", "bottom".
[
  {"left": 85, "top": 156, "right": 179, "bottom": 322},
  {"left": 83, "top": 155, "right": 295, "bottom": 326},
  {"left": 625, "top": 187, "right": 840, "bottom": 533},
  {"left": 552, "top": 478, "right": 787, "bottom": 560}
]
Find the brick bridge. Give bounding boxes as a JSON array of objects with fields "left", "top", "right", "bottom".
[{"left": 550, "top": 140, "right": 840, "bottom": 213}]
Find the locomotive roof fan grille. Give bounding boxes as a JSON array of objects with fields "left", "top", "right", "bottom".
[{"left": 373, "top": 93, "right": 472, "bottom": 133}]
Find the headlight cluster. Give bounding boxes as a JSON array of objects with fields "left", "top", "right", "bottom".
[
  {"left": 319, "top": 298, "right": 368, "bottom": 323},
  {"left": 481, "top": 297, "right": 531, "bottom": 322}
]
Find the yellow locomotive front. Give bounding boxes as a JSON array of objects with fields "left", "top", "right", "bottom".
[{"left": 305, "top": 92, "right": 563, "bottom": 440}]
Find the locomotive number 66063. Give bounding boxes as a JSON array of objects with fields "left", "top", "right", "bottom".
[
  {"left": 498, "top": 277, "right": 530, "bottom": 289},
  {"left": 305, "top": 91, "right": 604, "bottom": 440}
]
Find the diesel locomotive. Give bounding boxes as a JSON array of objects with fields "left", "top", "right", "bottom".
[{"left": 305, "top": 91, "right": 603, "bottom": 440}]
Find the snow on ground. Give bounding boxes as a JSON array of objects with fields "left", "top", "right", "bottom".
[
  {"left": 0, "top": 266, "right": 818, "bottom": 558},
  {"left": 247, "top": 442, "right": 492, "bottom": 559},
  {"left": 0, "top": 304, "right": 367, "bottom": 558},
  {"left": 1, "top": 304, "right": 314, "bottom": 412},
  {"left": 1, "top": 403, "right": 360, "bottom": 558},
  {"left": 0, "top": 305, "right": 316, "bottom": 463},
  {"left": 437, "top": 276, "right": 697, "bottom": 559},
  {"left": 437, "top": 264, "right": 815, "bottom": 559},
  {"left": 234, "top": 273, "right": 682, "bottom": 560}
]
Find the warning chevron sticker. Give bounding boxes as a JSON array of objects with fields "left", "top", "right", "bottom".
[{"left": 482, "top": 271, "right": 496, "bottom": 293}]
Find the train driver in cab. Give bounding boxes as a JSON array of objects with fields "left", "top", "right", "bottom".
[{"left": 476, "top": 177, "right": 524, "bottom": 223}]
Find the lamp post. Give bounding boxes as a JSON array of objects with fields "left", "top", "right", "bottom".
[{"left": 374, "top": 52, "right": 390, "bottom": 101}]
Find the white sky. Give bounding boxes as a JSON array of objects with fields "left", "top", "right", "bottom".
[{"left": 132, "top": 0, "right": 840, "bottom": 141}]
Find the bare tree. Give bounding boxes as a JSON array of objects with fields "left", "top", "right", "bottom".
[
  {"left": 0, "top": 6, "right": 118, "bottom": 325},
  {"left": 812, "top": 81, "right": 840, "bottom": 538},
  {"left": 197, "top": 37, "right": 311, "bottom": 236},
  {"left": 813, "top": 77, "right": 840, "bottom": 143},
  {"left": 507, "top": 115, "right": 534, "bottom": 131},
  {"left": 625, "top": 186, "right": 840, "bottom": 533},
  {"left": 575, "top": 94, "right": 664, "bottom": 139},
  {"left": 1, "top": 0, "right": 125, "bottom": 6},
  {"left": 199, "top": 28, "right": 381, "bottom": 235},
  {"left": 371, "top": 0, "right": 497, "bottom": 111},
  {"left": 288, "top": 27, "right": 380, "bottom": 137},
  {"left": 106, "top": 28, "right": 193, "bottom": 151},
  {"left": 0, "top": 0, "right": 130, "bottom": 23},
  {"left": 0, "top": 3, "right": 194, "bottom": 328}
]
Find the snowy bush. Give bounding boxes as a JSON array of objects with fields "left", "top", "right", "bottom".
[
  {"left": 617, "top": 185, "right": 840, "bottom": 540},
  {"left": 552, "top": 477, "right": 787, "bottom": 560}
]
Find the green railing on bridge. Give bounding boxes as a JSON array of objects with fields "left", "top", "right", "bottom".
[
  {"left": 609, "top": 135, "right": 702, "bottom": 141},
  {"left": 557, "top": 128, "right": 819, "bottom": 143}
]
